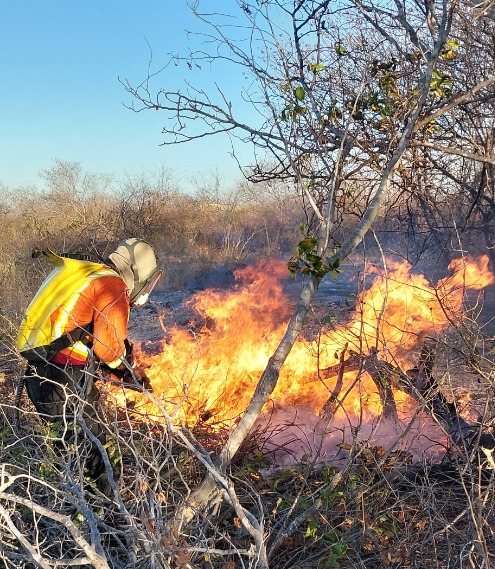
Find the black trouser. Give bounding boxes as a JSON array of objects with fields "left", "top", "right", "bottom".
[{"left": 24, "top": 360, "right": 113, "bottom": 495}]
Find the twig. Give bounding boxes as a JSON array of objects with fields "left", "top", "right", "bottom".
[{"left": 0, "top": 493, "right": 110, "bottom": 569}]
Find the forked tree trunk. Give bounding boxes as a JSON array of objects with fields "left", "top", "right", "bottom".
[
  {"left": 170, "top": 113, "right": 424, "bottom": 533},
  {"left": 168, "top": 12, "right": 443, "bottom": 562}
]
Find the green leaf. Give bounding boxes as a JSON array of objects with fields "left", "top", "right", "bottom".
[
  {"left": 430, "top": 69, "right": 452, "bottom": 97},
  {"left": 294, "top": 86, "right": 305, "bottom": 101},
  {"left": 425, "top": 120, "right": 440, "bottom": 133},
  {"left": 332, "top": 542, "right": 348, "bottom": 555},
  {"left": 289, "top": 236, "right": 343, "bottom": 280},
  {"left": 447, "top": 38, "right": 462, "bottom": 49},
  {"left": 305, "top": 519, "right": 318, "bottom": 540},
  {"left": 441, "top": 38, "right": 462, "bottom": 60},
  {"left": 323, "top": 531, "right": 339, "bottom": 543},
  {"left": 282, "top": 104, "right": 306, "bottom": 122},
  {"left": 298, "top": 237, "right": 318, "bottom": 253},
  {"left": 308, "top": 62, "right": 326, "bottom": 74}
]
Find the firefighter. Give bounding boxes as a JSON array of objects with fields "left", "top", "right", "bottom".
[{"left": 17, "top": 238, "right": 162, "bottom": 497}]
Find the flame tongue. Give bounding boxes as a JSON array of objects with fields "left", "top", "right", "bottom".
[
  {"left": 123, "top": 255, "right": 494, "bottom": 427},
  {"left": 137, "top": 261, "right": 290, "bottom": 421}
]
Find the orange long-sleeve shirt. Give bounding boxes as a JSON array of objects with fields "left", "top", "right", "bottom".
[
  {"left": 51, "top": 272, "right": 130, "bottom": 367},
  {"left": 18, "top": 254, "right": 131, "bottom": 368}
]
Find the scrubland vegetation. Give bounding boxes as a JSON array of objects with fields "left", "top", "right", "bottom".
[
  {"left": 2, "top": 0, "right": 495, "bottom": 567},
  {"left": 0, "top": 160, "right": 302, "bottom": 321},
  {"left": 0, "top": 156, "right": 494, "bottom": 568}
]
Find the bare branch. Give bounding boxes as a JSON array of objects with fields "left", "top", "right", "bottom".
[
  {"left": 0, "top": 492, "right": 110, "bottom": 569},
  {"left": 412, "top": 139, "right": 495, "bottom": 164}
]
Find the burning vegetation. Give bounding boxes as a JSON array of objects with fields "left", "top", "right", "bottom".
[
  {"left": 115, "top": 256, "right": 495, "bottom": 458},
  {"left": 2, "top": 254, "right": 495, "bottom": 569},
  {"left": 90, "top": 254, "right": 495, "bottom": 568}
]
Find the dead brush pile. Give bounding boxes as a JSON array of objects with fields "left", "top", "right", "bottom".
[{"left": 1, "top": 366, "right": 495, "bottom": 569}]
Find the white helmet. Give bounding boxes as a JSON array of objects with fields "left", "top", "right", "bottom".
[{"left": 108, "top": 238, "right": 162, "bottom": 306}]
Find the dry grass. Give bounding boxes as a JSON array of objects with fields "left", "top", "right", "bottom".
[
  {"left": 1, "top": 162, "right": 495, "bottom": 568},
  {"left": 1, "top": 348, "right": 495, "bottom": 569}
]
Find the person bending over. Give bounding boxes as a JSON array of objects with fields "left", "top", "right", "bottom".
[{"left": 17, "top": 238, "right": 162, "bottom": 496}]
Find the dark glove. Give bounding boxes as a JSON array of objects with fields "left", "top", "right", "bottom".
[
  {"left": 132, "top": 366, "right": 154, "bottom": 392},
  {"left": 124, "top": 338, "right": 134, "bottom": 366},
  {"left": 100, "top": 363, "right": 153, "bottom": 392}
]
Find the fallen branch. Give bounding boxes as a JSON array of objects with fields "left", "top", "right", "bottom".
[
  {"left": 319, "top": 343, "right": 349, "bottom": 419},
  {"left": 0, "top": 492, "right": 110, "bottom": 569},
  {"left": 319, "top": 347, "right": 400, "bottom": 421},
  {"left": 319, "top": 342, "right": 495, "bottom": 454}
]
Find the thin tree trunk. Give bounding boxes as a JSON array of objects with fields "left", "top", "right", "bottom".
[{"left": 169, "top": 9, "right": 443, "bottom": 539}]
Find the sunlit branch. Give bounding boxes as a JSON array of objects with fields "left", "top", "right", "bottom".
[
  {"left": 412, "top": 139, "right": 495, "bottom": 164},
  {"left": 414, "top": 76, "right": 495, "bottom": 132}
]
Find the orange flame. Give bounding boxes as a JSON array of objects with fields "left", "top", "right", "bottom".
[{"left": 116, "top": 255, "right": 494, "bottom": 427}]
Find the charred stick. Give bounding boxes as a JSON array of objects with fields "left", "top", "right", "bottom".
[
  {"left": 405, "top": 378, "right": 486, "bottom": 451},
  {"left": 317, "top": 349, "right": 362, "bottom": 380},
  {"left": 405, "top": 341, "right": 495, "bottom": 452},
  {"left": 320, "top": 343, "right": 348, "bottom": 419},
  {"left": 318, "top": 348, "right": 400, "bottom": 421},
  {"left": 363, "top": 348, "right": 400, "bottom": 421},
  {"left": 317, "top": 340, "right": 495, "bottom": 453}
]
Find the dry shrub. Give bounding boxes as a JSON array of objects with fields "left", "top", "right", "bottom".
[
  {"left": 2, "top": 372, "right": 495, "bottom": 569},
  {"left": 0, "top": 161, "right": 301, "bottom": 327}
]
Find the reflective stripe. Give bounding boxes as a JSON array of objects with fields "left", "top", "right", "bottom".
[
  {"left": 66, "top": 341, "right": 92, "bottom": 359},
  {"left": 105, "top": 355, "right": 125, "bottom": 369}
]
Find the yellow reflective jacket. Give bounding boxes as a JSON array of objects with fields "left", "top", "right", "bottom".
[{"left": 18, "top": 250, "right": 130, "bottom": 368}]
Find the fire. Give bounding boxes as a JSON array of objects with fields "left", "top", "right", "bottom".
[{"left": 115, "top": 255, "right": 494, "bottom": 429}]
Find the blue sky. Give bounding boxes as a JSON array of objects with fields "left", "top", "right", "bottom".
[{"left": 0, "top": 1, "right": 251, "bottom": 191}]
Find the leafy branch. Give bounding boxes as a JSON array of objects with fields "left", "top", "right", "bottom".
[{"left": 288, "top": 236, "right": 342, "bottom": 280}]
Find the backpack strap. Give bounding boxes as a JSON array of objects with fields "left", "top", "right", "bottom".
[{"left": 20, "top": 322, "right": 94, "bottom": 363}]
